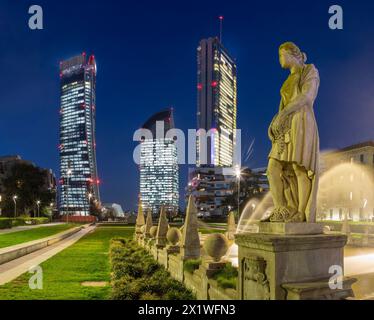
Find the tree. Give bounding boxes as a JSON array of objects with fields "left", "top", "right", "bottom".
[
  {"left": 222, "top": 168, "right": 269, "bottom": 215},
  {"left": 0, "top": 163, "right": 56, "bottom": 217},
  {"left": 90, "top": 199, "right": 103, "bottom": 220}
]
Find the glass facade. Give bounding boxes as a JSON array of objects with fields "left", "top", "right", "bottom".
[
  {"left": 139, "top": 110, "right": 179, "bottom": 215},
  {"left": 196, "top": 37, "right": 237, "bottom": 167},
  {"left": 188, "top": 37, "right": 237, "bottom": 217},
  {"left": 59, "top": 53, "right": 100, "bottom": 216}
]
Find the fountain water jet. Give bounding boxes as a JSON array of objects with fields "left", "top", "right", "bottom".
[
  {"left": 317, "top": 162, "right": 374, "bottom": 222},
  {"left": 236, "top": 193, "right": 274, "bottom": 233}
]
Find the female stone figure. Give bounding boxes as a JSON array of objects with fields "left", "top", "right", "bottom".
[{"left": 265, "top": 42, "right": 320, "bottom": 223}]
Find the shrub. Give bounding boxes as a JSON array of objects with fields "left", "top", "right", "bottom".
[
  {"left": 0, "top": 217, "right": 49, "bottom": 229},
  {"left": 109, "top": 239, "right": 195, "bottom": 300},
  {"left": 140, "top": 292, "right": 161, "bottom": 300},
  {"left": 0, "top": 218, "right": 13, "bottom": 229},
  {"left": 212, "top": 263, "right": 238, "bottom": 290},
  {"left": 184, "top": 258, "right": 201, "bottom": 274},
  {"left": 12, "top": 217, "right": 49, "bottom": 227}
]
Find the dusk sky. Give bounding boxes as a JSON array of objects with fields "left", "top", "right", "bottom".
[{"left": 0, "top": 0, "right": 373, "bottom": 210}]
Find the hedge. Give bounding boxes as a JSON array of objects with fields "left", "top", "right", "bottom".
[
  {"left": 0, "top": 218, "right": 13, "bottom": 229},
  {"left": 184, "top": 258, "right": 201, "bottom": 274},
  {"left": 212, "top": 263, "right": 238, "bottom": 289},
  {"left": 110, "top": 238, "right": 195, "bottom": 300},
  {"left": 0, "top": 217, "right": 49, "bottom": 229}
]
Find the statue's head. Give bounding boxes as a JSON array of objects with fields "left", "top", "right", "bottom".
[{"left": 279, "top": 42, "right": 307, "bottom": 69}]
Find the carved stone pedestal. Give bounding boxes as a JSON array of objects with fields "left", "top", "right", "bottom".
[
  {"left": 235, "top": 222, "right": 356, "bottom": 300},
  {"left": 201, "top": 260, "right": 226, "bottom": 278},
  {"left": 192, "top": 260, "right": 226, "bottom": 300},
  {"left": 166, "top": 245, "right": 180, "bottom": 254},
  {"left": 282, "top": 278, "right": 356, "bottom": 300}
]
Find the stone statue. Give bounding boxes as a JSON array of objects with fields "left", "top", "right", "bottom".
[{"left": 264, "top": 42, "right": 320, "bottom": 223}]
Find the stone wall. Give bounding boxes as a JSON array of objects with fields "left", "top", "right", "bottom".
[
  {"left": 322, "top": 221, "right": 374, "bottom": 247},
  {"left": 137, "top": 237, "right": 238, "bottom": 300}
]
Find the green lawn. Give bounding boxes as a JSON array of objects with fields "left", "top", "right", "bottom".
[
  {"left": 0, "top": 226, "right": 134, "bottom": 300},
  {"left": 0, "top": 224, "right": 77, "bottom": 249}
]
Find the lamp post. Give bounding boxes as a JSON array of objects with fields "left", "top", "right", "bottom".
[
  {"left": 50, "top": 202, "right": 54, "bottom": 222},
  {"left": 0, "top": 195, "right": 2, "bottom": 216},
  {"left": 13, "top": 195, "right": 18, "bottom": 218},
  {"left": 235, "top": 166, "right": 241, "bottom": 218},
  {"left": 88, "top": 192, "right": 92, "bottom": 214},
  {"left": 66, "top": 168, "right": 72, "bottom": 223},
  {"left": 36, "top": 200, "right": 41, "bottom": 217}
]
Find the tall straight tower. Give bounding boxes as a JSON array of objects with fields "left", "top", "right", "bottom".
[
  {"left": 59, "top": 53, "right": 100, "bottom": 216},
  {"left": 197, "top": 37, "right": 237, "bottom": 167},
  {"left": 186, "top": 36, "right": 237, "bottom": 218}
]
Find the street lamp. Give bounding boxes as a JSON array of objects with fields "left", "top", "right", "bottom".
[
  {"left": 36, "top": 200, "right": 41, "bottom": 217},
  {"left": 235, "top": 166, "right": 241, "bottom": 218},
  {"left": 13, "top": 195, "right": 18, "bottom": 217},
  {"left": 88, "top": 192, "right": 93, "bottom": 214},
  {"left": 66, "top": 167, "right": 72, "bottom": 223},
  {"left": 49, "top": 202, "right": 54, "bottom": 222}
]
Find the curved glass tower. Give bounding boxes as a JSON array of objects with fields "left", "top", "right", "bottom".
[
  {"left": 139, "top": 109, "right": 179, "bottom": 216},
  {"left": 59, "top": 53, "right": 100, "bottom": 216}
]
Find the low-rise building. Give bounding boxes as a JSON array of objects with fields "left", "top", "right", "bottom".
[
  {"left": 319, "top": 141, "right": 374, "bottom": 222},
  {"left": 186, "top": 166, "right": 235, "bottom": 218},
  {"left": 102, "top": 203, "right": 125, "bottom": 219}
]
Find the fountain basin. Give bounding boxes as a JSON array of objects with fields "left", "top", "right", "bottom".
[{"left": 257, "top": 222, "right": 324, "bottom": 235}]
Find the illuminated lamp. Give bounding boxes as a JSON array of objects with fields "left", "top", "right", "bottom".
[
  {"left": 197, "top": 83, "right": 203, "bottom": 90},
  {"left": 211, "top": 81, "right": 218, "bottom": 87}
]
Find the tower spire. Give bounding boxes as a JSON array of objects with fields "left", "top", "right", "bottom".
[{"left": 219, "top": 15, "right": 224, "bottom": 43}]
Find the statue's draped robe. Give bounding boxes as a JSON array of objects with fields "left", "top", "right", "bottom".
[{"left": 268, "top": 64, "right": 320, "bottom": 222}]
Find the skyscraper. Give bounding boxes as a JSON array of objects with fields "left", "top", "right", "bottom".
[
  {"left": 188, "top": 37, "right": 238, "bottom": 217},
  {"left": 59, "top": 53, "right": 100, "bottom": 216},
  {"left": 197, "top": 37, "right": 237, "bottom": 167},
  {"left": 139, "top": 109, "right": 179, "bottom": 216}
]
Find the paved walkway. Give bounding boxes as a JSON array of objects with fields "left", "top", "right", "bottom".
[
  {"left": 0, "top": 223, "right": 64, "bottom": 235},
  {"left": 0, "top": 225, "right": 96, "bottom": 285}
]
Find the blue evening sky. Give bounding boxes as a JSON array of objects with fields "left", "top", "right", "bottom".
[{"left": 0, "top": 0, "right": 373, "bottom": 209}]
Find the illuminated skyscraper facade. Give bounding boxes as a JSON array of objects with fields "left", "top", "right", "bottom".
[
  {"left": 197, "top": 37, "right": 237, "bottom": 167},
  {"left": 188, "top": 37, "right": 237, "bottom": 217},
  {"left": 59, "top": 53, "right": 100, "bottom": 216},
  {"left": 139, "top": 109, "right": 179, "bottom": 215}
]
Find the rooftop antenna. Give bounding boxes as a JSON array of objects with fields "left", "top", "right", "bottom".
[{"left": 219, "top": 15, "right": 224, "bottom": 43}]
